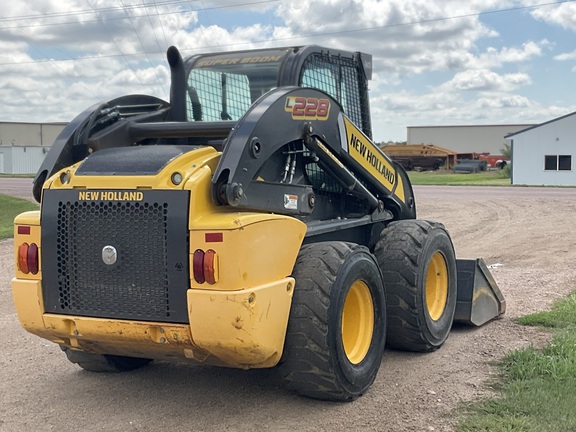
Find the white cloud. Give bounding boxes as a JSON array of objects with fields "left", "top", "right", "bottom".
[
  {"left": 0, "top": 0, "right": 574, "bottom": 141},
  {"left": 531, "top": 2, "right": 576, "bottom": 32},
  {"left": 370, "top": 86, "right": 563, "bottom": 139},
  {"left": 469, "top": 40, "right": 546, "bottom": 69},
  {"left": 0, "top": 1, "right": 199, "bottom": 57},
  {"left": 442, "top": 69, "right": 532, "bottom": 92},
  {"left": 274, "top": 0, "right": 502, "bottom": 74},
  {"left": 555, "top": 50, "right": 576, "bottom": 61},
  {"left": 476, "top": 94, "right": 532, "bottom": 109}
]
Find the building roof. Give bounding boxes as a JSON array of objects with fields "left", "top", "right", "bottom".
[
  {"left": 408, "top": 124, "right": 533, "bottom": 130},
  {"left": 505, "top": 111, "right": 576, "bottom": 138},
  {"left": 381, "top": 144, "right": 456, "bottom": 156}
]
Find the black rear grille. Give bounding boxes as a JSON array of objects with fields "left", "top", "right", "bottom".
[{"left": 42, "top": 189, "right": 190, "bottom": 323}]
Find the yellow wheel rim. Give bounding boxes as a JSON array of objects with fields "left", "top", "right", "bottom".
[
  {"left": 341, "top": 280, "right": 374, "bottom": 364},
  {"left": 426, "top": 252, "right": 449, "bottom": 321}
]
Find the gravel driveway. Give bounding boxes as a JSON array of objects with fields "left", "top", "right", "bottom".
[{"left": 1, "top": 185, "right": 574, "bottom": 432}]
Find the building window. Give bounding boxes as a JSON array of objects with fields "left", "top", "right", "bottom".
[
  {"left": 544, "top": 155, "right": 572, "bottom": 171},
  {"left": 559, "top": 155, "right": 572, "bottom": 171},
  {"left": 545, "top": 155, "right": 557, "bottom": 170}
]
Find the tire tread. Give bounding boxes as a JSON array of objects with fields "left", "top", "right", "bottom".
[
  {"left": 375, "top": 220, "right": 454, "bottom": 352},
  {"left": 281, "top": 242, "right": 354, "bottom": 401}
]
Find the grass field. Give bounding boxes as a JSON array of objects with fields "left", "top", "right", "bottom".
[
  {"left": 0, "top": 174, "right": 34, "bottom": 178},
  {"left": 458, "top": 291, "right": 576, "bottom": 431},
  {"left": 0, "top": 194, "right": 39, "bottom": 240},
  {"left": 408, "top": 170, "right": 511, "bottom": 186}
]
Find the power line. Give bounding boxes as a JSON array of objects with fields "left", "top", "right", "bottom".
[
  {"left": 0, "top": 0, "right": 279, "bottom": 29},
  {"left": 145, "top": 0, "right": 167, "bottom": 53},
  {"left": 152, "top": 0, "right": 171, "bottom": 50},
  {"left": 179, "top": 0, "right": 576, "bottom": 52},
  {"left": 85, "top": 0, "right": 150, "bottom": 93},
  {"left": 0, "top": 0, "right": 573, "bottom": 67},
  {"left": 0, "top": 0, "right": 199, "bottom": 23},
  {"left": 119, "top": 0, "right": 168, "bottom": 96},
  {"left": 25, "top": 44, "right": 97, "bottom": 97}
]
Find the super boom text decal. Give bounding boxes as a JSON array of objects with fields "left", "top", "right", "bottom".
[{"left": 195, "top": 55, "right": 283, "bottom": 67}]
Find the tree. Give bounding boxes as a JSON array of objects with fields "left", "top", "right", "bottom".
[{"left": 499, "top": 143, "right": 511, "bottom": 179}]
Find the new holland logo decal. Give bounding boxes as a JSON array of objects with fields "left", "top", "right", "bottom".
[{"left": 78, "top": 191, "right": 144, "bottom": 201}]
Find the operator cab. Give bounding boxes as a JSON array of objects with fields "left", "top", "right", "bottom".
[{"left": 183, "top": 46, "right": 373, "bottom": 138}]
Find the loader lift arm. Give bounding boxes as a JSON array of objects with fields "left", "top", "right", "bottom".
[{"left": 210, "top": 86, "right": 416, "bottom": 224}]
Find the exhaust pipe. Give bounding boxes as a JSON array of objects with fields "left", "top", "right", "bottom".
[{"left": 167, "top": 46, "right": 187, "bottom": 122}]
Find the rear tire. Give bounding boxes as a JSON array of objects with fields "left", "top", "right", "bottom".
[
  {"left": 61, "top": 346, "right": 152, "bottom": 372},
  {"left": 281, "top": 242, "right": 386, "bottom": 401},
  {"left": 374, "top": 220, "right": 457, "bottom": 352}
]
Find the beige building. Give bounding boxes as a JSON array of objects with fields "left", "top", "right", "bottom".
[
  {"left": 407, "top": 124, "right": 534, "bottom": 155},
  {"left": 0, "top": 122, "right": 66, "bottom": 174}
]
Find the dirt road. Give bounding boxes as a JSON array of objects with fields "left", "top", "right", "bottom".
[
  {"left": 2, "top": 185, "right": 574, "bottom": 432},
  {"left": 0, "top": 177, "right": 35, "bottom": 201}
]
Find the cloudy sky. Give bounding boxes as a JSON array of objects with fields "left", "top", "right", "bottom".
[{"left": 1, "top": 0, "right": 576, "bottom": 142}]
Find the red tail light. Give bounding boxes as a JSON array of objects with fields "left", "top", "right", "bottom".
[
  {"left": 193, "top": 249, "right": 205, "bottom": 284},
  {"left": 18, "top": 242, "right": 39, "bottom": 275},
  {"left": 193, "top": 249, "right": 219, "bottom": 285},
  {"left": 27, "top": 243, "right": 39, "bottom": 275}
]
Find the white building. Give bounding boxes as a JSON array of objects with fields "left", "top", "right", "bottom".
[
  {"left": 0, "top": 122, "right": 66, "bottom": 174},
  {"left": 407, "top": 124, "right": 533, "bottom": 155},
  {"left": 507, "top": 112, "right": 576, "bottom": 186}
]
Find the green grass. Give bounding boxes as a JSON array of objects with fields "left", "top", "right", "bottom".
[
  {"left": 516, "top": 292, "right": 576, "bottom": 330},
  {"left": 0, "top": 194, "right": 39, "bottom": 240},
  {"left": 408, "top": 170, "right": 511, "bottom": 186},
  {"left": 458, "top": 292, "right": 576, "bottom": 431},
  {"left": 0, "top": 173, "right": 35, "bottom": 178}
]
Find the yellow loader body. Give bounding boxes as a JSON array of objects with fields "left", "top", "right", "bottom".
[{"left": 12, "top": 147, "right": 306, "bottom": 368}]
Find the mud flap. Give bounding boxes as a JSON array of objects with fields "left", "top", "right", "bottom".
[{"left": 454, "top": 258, "right": 506, "bottom": 326}]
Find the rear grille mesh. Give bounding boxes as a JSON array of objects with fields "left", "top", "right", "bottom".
[
  {"left": 42, "top": 189, "right": 190, "bottom": 323},
  {"left": 57, "top": 201, "right": 171, "bottom": 319}
]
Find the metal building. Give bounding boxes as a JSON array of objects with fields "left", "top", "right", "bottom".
[
  {"left": 407, "top": 124, "right": 534, "bottom": 155},
  {"left": 507, "top": 111, "right": 576, "bottom": 186},
  {"left": 0, "top": 122, "right": 66, "bottom": 174}
]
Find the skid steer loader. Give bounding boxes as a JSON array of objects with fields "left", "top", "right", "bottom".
[{"left": 12, "top": 45, "right": 505, "bottom": 401}]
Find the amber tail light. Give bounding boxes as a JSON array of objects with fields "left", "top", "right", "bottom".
[
  {"left": 193, "top": 249, "right": 219, "bottom": 285},
  {"left": 18, "top": 242, "right": 39, "bottom": 275}
]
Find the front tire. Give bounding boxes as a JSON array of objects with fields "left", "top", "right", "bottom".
[
  {"left": 374, "top": 220, "right": 457, "bottom": 352},
  {"left": 281, "top": 242, "right": 386, "bottom": 402}
]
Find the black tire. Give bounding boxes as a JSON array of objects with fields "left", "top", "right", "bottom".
[
  {"left": 374, "top": 220, "right": 457, "bottom": 352},
  {"left": 61, "top": 346, "right": 152, "bottom": 372},
  {"left": 280, "top": 242, "right": 386, "bottom": 402}
]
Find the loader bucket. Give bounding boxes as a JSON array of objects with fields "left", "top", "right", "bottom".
[{"left": 454, "top": 258, "right": 506, "bottom": 326}]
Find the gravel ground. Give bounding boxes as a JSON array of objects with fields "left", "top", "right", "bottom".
[{"left": 1, "top": 184, "right": 574, "bottom": 432}]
